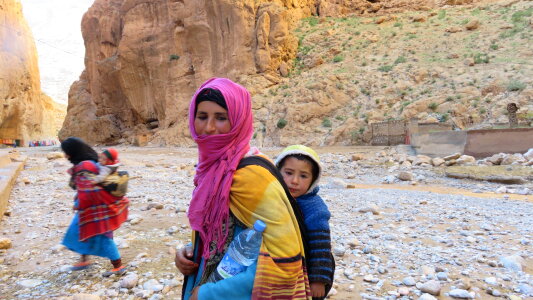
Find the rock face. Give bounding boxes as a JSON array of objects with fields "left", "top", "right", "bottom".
[
  {"left": 60, "top": 0, "right": 493, "bottom": 146},
  {"left": 0, "top": 0, "right": 65, "bottom": 144},
  {"left": 59, "top": 0, "right": 315, "bottom": 145}
]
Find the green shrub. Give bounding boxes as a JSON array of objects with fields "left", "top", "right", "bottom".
[
  {"left": 394, "top": 56, "right": 407, "bottom": 64},
  {"left": 307, "top": 17, "right": 319, "bottom": 26},
  {"left": 333, "top": 55, "right": 344, "bottom": 63},
  {"left": 438, "top": 10, "right": 446, "bottom": 20},
  {"left": 473, "top": 53, "right": 489, "bottom": 64},
  {"left": 169, "top": 54, "right": 180, "bottom": 61},
  {"left": 507, "top": 80, "right": 526, "bottom": 91},
  {"left": 359, "top": 127, "right": 365, "bottom": 134},
  {"left": 480, "top": 108, "right": 487, "bottom": 114},
  {"left": 446, "top": 96, "right": 454, "bottom": 102},
  {"left": 277, "top": 119, "right": 287, "bottom": 129},
  {"left": 322, "top": 118, "right": 332, "bottom": 127},
  {"left": 335, "top": 115, "right": 344, "bottom": 121},
  {"left": 489, "top": 44, "right": 499, "bottom": 50},
  {"left": 393, "top": 22, "right": 402, "bottom": 27},
  {"left": 438, "top": 113, "right": 449, "bottom": 122},
  {"left": 378, "top": 65, "right": 394, "bottom": 72},
  {"left": 428, "top": 102, "right": 439, "bottom": 111}
]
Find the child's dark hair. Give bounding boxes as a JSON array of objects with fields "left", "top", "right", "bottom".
[{"left": 279, "top": 154, "right": 319, "bottom": 183}]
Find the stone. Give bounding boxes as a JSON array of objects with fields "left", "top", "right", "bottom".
[
  {"left": 398, "top": 286, "right": 410, "bottom": 296},
  {"left": 398, "top": 171, "right": 414, "bottom": 181},
  {"left": 72, "top": 294, "right": 101, "bottom": 300},
  {"left": 17, "top": 279, "right": 43, "bottom": 288},
  {"left": 46, "top": 152, "right": 64, "bottom": 160},
  {"left": 500, "top": 255, "right": 524, "bottom": 272},
  {"left": 402, "top": 276, "right": 416, "bottom": 286},
  {"left": 146, "top": 203, "right": 164, "bottom": 210},
  {"left": 487, "top": 153, "right": 505, "bottom": 165},
  {"left": 448, "top": 289, "right": 474, "bottom": 298},
  {"left": 501, "top": 153, "right": 526, "bottom": 165},
  {"left": 419, "top": 294, "right": 438, "bottom": 300},
  {"left": 351, "top": 154, "right": 365, "bottom": 161},
  {"left": 120, "top": 273, "right": 138, "bottom": 289},
  {"left": 456, "top": 155, "right": 476, "bottom": 165},
  {"left": 413, "top": 155, "right": 432, "bottom": 166},
  {"left": 431, "top": 157, "right": 445, "bottom": 167},
  {"left": 443, "top": 153, "right": 461, "bottom": 161},
  {"left": 524, "top": 148, "right": 533, "bottom": 161},
  {"left": 143, "top": 279, "right": 164, "bottom": 292},
  {"left": 358, "top": 204, "right": 380, "bottom": 215},
  {"left": 465, "top": 19, "right": 480, "bottom": 30},
  {"left": 0, "top": 238, "right": 12, "bottom": 249},
  {"left": 419, "top": 280, "right": 441, "bottom": 296},
  {"left": 333, "top": 245, "right": 346, "bottom": 257}
]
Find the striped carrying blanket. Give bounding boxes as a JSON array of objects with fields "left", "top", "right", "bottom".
[
  {"left": 229, "top": 157, "right": 311, "bottom": 299},
  {"left": 71, "top": 160, "right": 129, "bottom": 241}
]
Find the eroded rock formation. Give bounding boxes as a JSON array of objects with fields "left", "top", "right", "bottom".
[
  {"left": 60, "top": 0, "right": 495, "bottom": 146},
  {"left": 0, "top": 0, "right": 65, "bottom": 144}
]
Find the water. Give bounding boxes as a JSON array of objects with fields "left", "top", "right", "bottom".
[{"left": 207, "top": 220, "right": 266, "bottom": 282}]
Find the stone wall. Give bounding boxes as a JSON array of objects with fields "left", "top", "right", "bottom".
[{"left": 464, "top": 128, "right": 533, "bottom": 158}]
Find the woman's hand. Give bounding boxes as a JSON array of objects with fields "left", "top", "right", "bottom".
[
  {"left": 310, "top": 282, "right": 326, "bottom": 298},
  {"left": 189, "top": 286, "right": 200, "bottom": 300},
  {"left": 174, "top": 244, "right": 198, "bottom": 276}
]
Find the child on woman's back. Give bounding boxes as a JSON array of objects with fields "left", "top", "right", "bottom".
[
  {"left": 92, "top": 148, "right": 121, "bottom": 184},
  {"left": 275, "top": 145, "right": 335, "bottom": 299}
]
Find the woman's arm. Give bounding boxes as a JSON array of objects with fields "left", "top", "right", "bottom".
[{"left": 197, "top": 260, "right": 257, "bottom": 300}]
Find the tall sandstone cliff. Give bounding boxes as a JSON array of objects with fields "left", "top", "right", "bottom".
[
  {"left": 59, "top": 0, "right": 489, "bottom": 146},
  {"left": 0, "top": 0, "right": 64, "bottom": 144}
]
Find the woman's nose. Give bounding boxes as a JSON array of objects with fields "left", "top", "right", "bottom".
[{"left": 205, "top": 118, "right": 216, "bottom": 134}]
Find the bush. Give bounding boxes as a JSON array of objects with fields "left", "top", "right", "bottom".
[
  {"left": 507, "top": 80, "right": 526, "bottom": 91},
  {"left": 169, "top": 54, "right": 180, "bottom": 61},
  {"left": 473, "top": 53, "right": 489, "bottom": 64},
  {"left": 333, "top": 55, "right": 344, "bottom": 63},
  {"left": 277, "top": 119, "right": 287, "bottom": 129},
  {"left": 428, "top": 102, "right": 439, "bottom": 111},
  {"left": 446, "top": 96, "right": 454, "bottom": 102},
  {"left": 438, "top": 113, "right": 449, "bottom": 122},
  {"left": 322, "top": 118, "right": 332, "bottom": 127},
  {"left": 490, "top": 44, "right": 499, "bottom": 50},
  {"left": 394, "top": 56, "right": 407, "bottom": 64},
  {"left": 438, "top": 10, "right": 446, "bottom": 20},
  {"left": 378, "top": 65, "right": 394, "bottom": 72}
]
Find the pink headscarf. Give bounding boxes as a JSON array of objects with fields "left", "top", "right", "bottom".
[{"left": 188, "top": 78, "right": 253, "bottom": 259}]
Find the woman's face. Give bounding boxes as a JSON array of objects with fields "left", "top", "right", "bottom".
[{"left": 194, "top": 101, "right": 231, "bottom": 135}]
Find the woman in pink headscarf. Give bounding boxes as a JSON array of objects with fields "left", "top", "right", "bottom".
[{"left": 175, "top": 78, "right": 312, "bottom": 300}]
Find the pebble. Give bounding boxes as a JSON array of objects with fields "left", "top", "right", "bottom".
[
  {"left": 143, "top": 278, "right": 164, "bottom": 292},
  {"left": 0, "top": 238, "right": 12, "bottom": 249},
  {"left": 17, "top": 279, "right": 43, "bottom": 288},
  {"left": 419, "top": 293, "right": 438, "bottom": 300},
  {"left": 419, "top": 280, "right": 441, "bottom": 296},
  {"left": 448, "top": 289, "right": 474, "bottom": 299},
  {"left": 500, "top": 255, "right": 524, "bottom": 272},
  {"left": 402, "top": 276, "right": 416, "bottom": 286},
  {"left": 333, "top": 245, "right": 346, "bottom": 257},
  {"left": 120, "top": 273, "right": 138, "bottom": 289}
]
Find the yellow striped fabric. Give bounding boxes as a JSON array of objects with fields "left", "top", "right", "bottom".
[{"left": 230, "top": 162, "right": 311, "bottom": 299}]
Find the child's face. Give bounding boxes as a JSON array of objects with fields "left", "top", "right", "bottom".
[
  {"left": 194, "top": 101, "right": 231, "bottom": 136},
  {"left": 98, "top": 153, "right": 109, "bottom": 165},
  {"left": 280, "top": 157, "right": 314, "bottom": 198}
]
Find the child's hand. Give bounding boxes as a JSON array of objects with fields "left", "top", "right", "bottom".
[{"left": 310, "top": 282, "right": 326, "bottom": 298}]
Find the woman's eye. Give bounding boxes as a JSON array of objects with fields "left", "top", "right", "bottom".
[
  {"left": 216, "top": 116, "right": 227, "bottom": 121},
  {"left": 196, "top": 115, "right": 207, "bottom": 120}
]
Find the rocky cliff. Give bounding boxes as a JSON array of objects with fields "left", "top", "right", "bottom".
[
  {"left": 0, "top": 0, "right": 65, "bottom": 145},
  {"left": 60, "top": 0, "right": 523, "bottom": 146}
]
